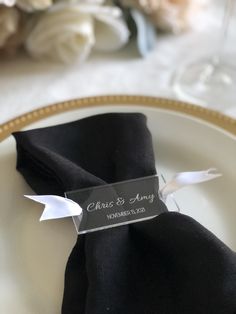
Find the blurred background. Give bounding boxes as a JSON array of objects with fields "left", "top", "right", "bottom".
[{"left": 0, "top": 0, "right": 236, "bottom": 122}]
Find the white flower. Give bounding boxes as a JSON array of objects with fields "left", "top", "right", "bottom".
[
  {"left": 94, "top": 7, "right": 130, "bottom": 51},
  {"left": 26, "top": 6, "right": 94, "bottom": 63},
  {"left": 0, "top": 6, "right": 19, "bottom": 48},
  {"left": 16, "top": 0, "right": 53, "bottom": 12},
  {"left": 25, "top": 2, "right": 129, "bottom": 63},
  {"left": 0, "top": 0, "right": 53, "bottom": 12},
  {"left": 0, "top": 0, "right": 16, "bottom": 6}
]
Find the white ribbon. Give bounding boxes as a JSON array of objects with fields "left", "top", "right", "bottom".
[
  {"left": 25, "top": 168, "right": 222, "bottom": 222},
  {"left": 159, "top": 168, "right": 222, "bottom": 202},
  {"left": 24, "top": 195, "right": 83, "bottom": 221}
]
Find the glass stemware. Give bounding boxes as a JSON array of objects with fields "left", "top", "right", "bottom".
[{"left": 173, "top": 0, "right": 236, "bottom": 111}]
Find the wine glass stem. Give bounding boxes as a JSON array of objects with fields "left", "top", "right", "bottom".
[{"left": 213, "top": 0, "right": 235, "bottom": 66}]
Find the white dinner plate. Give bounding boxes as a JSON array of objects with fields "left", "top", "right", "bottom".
[{"left": 0, "top": 96, "right": 235, "bottom": 314}]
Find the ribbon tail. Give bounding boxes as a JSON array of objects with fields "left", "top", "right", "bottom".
[
  {"left": 24, "top": 195, "right": 83, "bottom": 221},
  {"left": 160, "top": 168, "right": 222, "bottom": 202}
]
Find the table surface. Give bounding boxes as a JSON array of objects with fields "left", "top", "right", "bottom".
[{"left": 0, "top": 0, "right": 236, "bottom": 124}]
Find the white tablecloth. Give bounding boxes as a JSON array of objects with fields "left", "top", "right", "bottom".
[{"left": 0, "top": 0, "right": 236, "bottom": 124}]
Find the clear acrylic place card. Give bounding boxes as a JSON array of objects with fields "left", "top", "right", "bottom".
[{"left": 66, "top": 176, "right": 167, "bottom": 234}]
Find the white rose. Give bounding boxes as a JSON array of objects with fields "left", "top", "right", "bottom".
[
  {"left": 25, "top": 2, "right": 129, "bottom": 63},
  {"left": 0, "top": 6, "right": 19, "bottom": 48},
  {"left": 25, "top": 6, "right": 95, "bottom": 63},
  {"left": 56, "top": 2, "right": 130, "bottom": 51},
  {"left": 16, "top": 0, "right": 53, "bottom": 12},
  {"left": 93, "top": 6, "right": 130, "bottom": 51},
  {"left": 0, "top": 0, "right": 16, "bottom": 6}
]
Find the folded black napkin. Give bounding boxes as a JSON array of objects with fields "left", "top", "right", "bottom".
[{"left": 13, "top": 113, "right": 236, "bottom": 314}]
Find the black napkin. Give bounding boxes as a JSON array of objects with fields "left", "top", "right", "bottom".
[{"left": 13, "top": 113, "right": 236, "bottom": 314}]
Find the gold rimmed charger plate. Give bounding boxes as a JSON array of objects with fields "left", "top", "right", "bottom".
[
  {"left": 0, "top": 95, "right": 235, "bottom": 314},
  {"left": 0, "top": 95, "right": 235, "bottom": 141}
]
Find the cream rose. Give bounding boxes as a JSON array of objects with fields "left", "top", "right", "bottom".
[
  {"left": 25, "top": 2, "right": 129, "bottom": 63},
  {"left": 0, "top": 0, "right": 16, "bottom": 6},
  {"left": 16, "top": 0, "right": 53, "bottom": 12},
  {"left": 121, "top": 0, "right": 208, "bottom": 33},
  {"left": 25, "top": 6, "right": 95, "bottom": 63},
  {"left": 93, "top": 6, "right": 130, "bottom": 51},
  {"left": 0, "top": 6, "right": 19, "bottom": 48}
]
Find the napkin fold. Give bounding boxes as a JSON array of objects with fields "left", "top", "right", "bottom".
[{"left": 13, "top": 113, "right": 236, "bottom": 314}]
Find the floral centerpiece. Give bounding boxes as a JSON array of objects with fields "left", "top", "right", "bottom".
[{"left": 0, "top": 0, "right": 208, "bottom": 63}]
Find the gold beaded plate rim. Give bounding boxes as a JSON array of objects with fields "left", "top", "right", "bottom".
[{"left": 0, "top": 95, "right": 235, "bottom": 141}]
